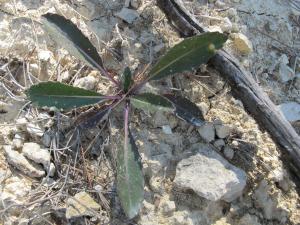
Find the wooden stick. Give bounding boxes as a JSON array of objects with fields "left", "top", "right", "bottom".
[{"left": 157, "top": 0, "right": 300, "bottom": 180}]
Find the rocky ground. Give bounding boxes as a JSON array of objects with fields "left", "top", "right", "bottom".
[{"left": 0, "top": 0, "right": 300, "bottom": 224}]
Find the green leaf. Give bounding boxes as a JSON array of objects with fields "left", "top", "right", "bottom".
[
  {"left": 122, "top": 67, "right": 133, "bottom": 92},
  {"left": 41, "top": 13, "right": 104, "bottom": 70},
  {"left": 164, "top": 94, "right": 205, "bottom": 126},
  {"left": 26, "top": 82, "right": 106, "bottom": 110},
  {"left": 148, "top": 32, "right": 227, "bottom": 80},
  {"left": 130, "top": 93, "right": 174, "bottom": 112},
  {"left": 116, "top": 128, "right": 144, "bottom": 219}
]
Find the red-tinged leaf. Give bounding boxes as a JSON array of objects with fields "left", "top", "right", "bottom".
[
  {"left": 41, "top": 13, "right": 104, "bottom": 70},
  {"left": 164, "top": 94, "right": 205, "bottom": 126},
  {"left": 75, "top": 106, "right": 111, "bottom": 128}
]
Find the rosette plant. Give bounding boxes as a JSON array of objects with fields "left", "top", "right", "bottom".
[{"left": 26, "top": 13, "right": 227, "bottom": 219}]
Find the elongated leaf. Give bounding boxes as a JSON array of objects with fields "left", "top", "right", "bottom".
[
  {"left": 75, "top": 106, "right": 111, "bottom": 128},
  {"left": 148, "top": 32, "right": 227, "bottom": 80},
  {"left": 122, "top": 67, "right": 133, "bottom": 92},
  {"left": 26, "top": 82, "right": 106, "bottom": 110},
  {"left": 164, "top": 94, "right": 205, "bottom": 126},
  {"left": 41, "top": 13, "right": 103, "bottom": 70},
  {"left": 116, "top": 104, "right": 144, "bottom": 219},
  {"left": 130, "top": 93, "right": 174, "bottom": 112}
]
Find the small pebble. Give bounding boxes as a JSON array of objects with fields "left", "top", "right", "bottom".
[
  {"left": 224, "top": 146, "right": 234, "bottom": 160},
  {"left": 162, "top": 125, "right": 172, "bottom": 135},
  {"left": 73, "top": 75, "right": 97, "bottom": 90},
  {"left": 231, "top": 33, "right": 253, "bottom": 54},
  {"left": 115, "top": 8, "right": 139, "bottom": 24},
  {"left": 198, "top": 123, "right": 215, "bottom": 142},
  {"left": 215, "top": 123, "right": 231, "bottom": 139},
  {"left": 214, "top": 139, "right": 226, "bottom": 150},
  {"left": 12, "top": 134, "right": 24, "bottom": 149}
]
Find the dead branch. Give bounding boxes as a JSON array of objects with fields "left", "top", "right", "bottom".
[{"left": 157, "top": 0, "right": 300, "bottom": 181}]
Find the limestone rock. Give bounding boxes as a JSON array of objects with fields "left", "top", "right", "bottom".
[
  {"left": 0, "top": 176, "right": 31, "bottom": 216},
  {"left": 115, "top": 8, "right": 139, "bottom": 24},
  {"left": 174, "top": 143, "right": 246, "bottom": 202},
  {"left": 3, "top": 145, "right": 45, "bottom": 178},
  {"left": 66, "top": 191, "right": 101, "bottom": 219},
  {"left": 22, "top": 142, "right": 51, "bottom": 169}
]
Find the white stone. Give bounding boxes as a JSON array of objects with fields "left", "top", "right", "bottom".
[
  {"left": 22, "top": 142, "right": 51, "bottom": 169},
  {"left": 12, "top": 133, "right": 24, "bottom": 149},
  {"left": 220, "top": 17, "right": 233, "bottom": 32},
  {"left": 3, "top": 145, "right": 45, "bottom": 178},
  {"left": 16, "top": 118, "right": 28, "bottom": 131},
  {"left": 174, "top": 143, "right": 246, "bottom": 202},
  {"left": 227, "top": 8, "right": 237, "bottom": 18},
  {"left": 277, "top": 102, "right": 300, "bottom": 122},
  {"left": 162, "top": 125, "right": 172, "bottom": 135},
  {"left": 38, "top": 50, "right": 52, "bottom": 61},
  {"left": 66, "top": 191, "right": 101, "bottom": 219},
  {"left": 73, "top": 75, "right": 97, "bottom": 90},
  {"left": 26, "top": 123, "right": 44, "bottom": 137},
  {"left": 278, "top": 54, "right": 295, "bottom": 83},
  {"left": 231, "top": 33, "right": 253, "bottom": 54},
  {"left": 197, "top": 102, "right": 209, "bottom": 116},
  {"left": 160, "top": 197, "right": 176, "bottom": 215},
  {"left": 115, "top": 8, "right": 139, "bottom": 24},
  {"left": 197, "top": 123, "right": 215, "bottom": 142}
]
